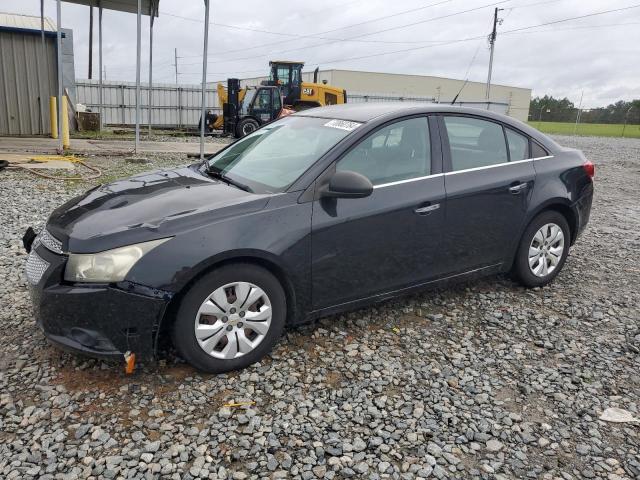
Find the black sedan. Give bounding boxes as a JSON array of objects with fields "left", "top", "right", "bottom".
[{"left": 25, "top": 104, "right": 594, "bottom": 373}]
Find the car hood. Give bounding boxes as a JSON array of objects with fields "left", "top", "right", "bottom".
[{"left": 47, "top": 165, "right": 271, "bottom": 253}]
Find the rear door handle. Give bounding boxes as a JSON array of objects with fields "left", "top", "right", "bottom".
[
  {"left": 414, "top": 203, "right": 440, "bottom": 215},
  {"left": 509, "top": 182, "right": 528, "bottom": 194}
]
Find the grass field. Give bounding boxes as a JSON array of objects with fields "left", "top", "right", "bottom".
[{"left": 528, "top": 121, "right": 640, "bottom": 138}]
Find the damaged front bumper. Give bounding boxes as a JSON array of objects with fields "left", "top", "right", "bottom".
[{"left": 25, "top": 230, "right": 172, "bottom": 361}]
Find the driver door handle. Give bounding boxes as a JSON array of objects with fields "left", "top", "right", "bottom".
[{"left": 414, "top": 203, "right": 440, "bottom": 215}]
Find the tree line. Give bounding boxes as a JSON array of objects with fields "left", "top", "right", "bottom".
[{"left": 529, "top": 95, "right": 640, "bottom": 124}]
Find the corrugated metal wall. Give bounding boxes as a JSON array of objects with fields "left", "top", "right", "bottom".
[
  {"left": 75, "top": 80, "right": 219, "bottom": 127},
  {"left": 74, "top": 77, "right": 510, "bottom": 128},
  {"left": 0, "top": 30, "right": 57, "bottom": 135}
]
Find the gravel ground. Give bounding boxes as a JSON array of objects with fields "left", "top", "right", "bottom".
[{"left": 0, "top": 136, "right": 638, "bottom": 480}]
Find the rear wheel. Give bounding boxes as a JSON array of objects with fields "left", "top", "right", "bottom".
[
  {"left": 512, "top": 211, "right": 570, "bottom": 288},
  {"left": 172, "top": 264, "right": 286, "bottom": 373},
  {"left": 235, "top": 118, "right": 260, "bottom": 138}
]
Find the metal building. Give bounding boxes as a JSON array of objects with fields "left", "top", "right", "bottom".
[
  {"left": 0, "top": 13, "right": 74, "bottom": 136},
  {"left": 241, "top": 69, "right": 532, "bottom": 122}
]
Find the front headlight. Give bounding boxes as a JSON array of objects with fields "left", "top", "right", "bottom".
[{"left": 64, "top": 238, "right": 170, "bottom": 283}]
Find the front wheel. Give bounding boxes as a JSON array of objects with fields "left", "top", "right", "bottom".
[
  {"left": 235, "top": 118, "right": 260, "bottom": 138},
  {"left": 172, "top": 264, "right": 286, "bottom": 373},
  {"left": 512, "top": 211, "right": 570, "bottom": 288}
]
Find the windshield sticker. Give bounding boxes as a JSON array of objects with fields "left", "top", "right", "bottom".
[{"left": 324, "top": 119, "right": 362, "bottom": 131}]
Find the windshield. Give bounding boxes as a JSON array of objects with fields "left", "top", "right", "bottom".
[
  {"left": 239, "top": 89, "right": 256, "bottom": 116},
  {"left": 206, "top": 116, "right": 361, "bottom": 193}
]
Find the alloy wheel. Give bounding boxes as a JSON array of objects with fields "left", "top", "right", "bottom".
[
  {"left": 528, "top": 222, "right": 565, "bottom": 277},
  {"left": 194, "top": 281, "right": 272, "bottom": 359}
]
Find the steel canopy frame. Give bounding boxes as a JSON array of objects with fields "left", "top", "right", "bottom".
[
  {"left": 200, "top": 0, "right": 210, "bottom": 161},
  {"left": 47, "top": 0, "right": 158, "bottom": 153}
]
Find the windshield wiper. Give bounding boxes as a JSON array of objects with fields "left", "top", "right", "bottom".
[{"left": 205, "top": 166, "right": 253, "bottom": 193}]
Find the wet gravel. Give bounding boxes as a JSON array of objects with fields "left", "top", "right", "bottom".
[{"left": 0, "top": 136, "right": 639, "bottom": 479}]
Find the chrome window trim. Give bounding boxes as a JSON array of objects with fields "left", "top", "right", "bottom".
[
  {"left": 444, "top": 155, "right": 554, "bottom": 176},
  {"left": 367, "top": 155, "right": 554, "bottom": 188},
  {"left": 373, "top": 173, "right": 444, "bottom": 189}
]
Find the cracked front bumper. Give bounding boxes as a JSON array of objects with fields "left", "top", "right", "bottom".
[{"left": 27, "top": 240, "right": 171, "bottom": 361}]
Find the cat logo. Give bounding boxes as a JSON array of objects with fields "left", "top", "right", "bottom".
[{"left": 302, "top": 87, "right": 314, "bottom": 96}]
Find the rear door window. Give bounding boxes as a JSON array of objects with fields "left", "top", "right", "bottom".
[
  {"left": 505, "top": 128, "right": 529, "bottom": 161},
  {"left": 443, "top": 116, "right": 508, "bottom": 171}
]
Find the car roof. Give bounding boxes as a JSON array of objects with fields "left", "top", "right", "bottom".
[{"left": 295, "top": 102, "right": 560, "bottom": 151}]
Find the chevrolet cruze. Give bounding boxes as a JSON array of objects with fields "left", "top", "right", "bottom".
[{"left": 24, "top": 104, "right": 594, "bottom": 373}]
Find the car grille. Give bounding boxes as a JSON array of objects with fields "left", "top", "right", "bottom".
[
  {"left": 26, "top": 250, "right": 50, "bottom": 285},
  {"left": 36, "top": 229, "right": 63, "bottom": 254}
]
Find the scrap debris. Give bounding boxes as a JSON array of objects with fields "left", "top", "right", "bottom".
[
  {"left": 599, "top": 407, "right": 639, "bottom": 424},
  {"left": 223, "top": 401, "right": 255, "bottom": 408},
  {"left": 0, "top": 154, "right": 101, "bottom": 180}
]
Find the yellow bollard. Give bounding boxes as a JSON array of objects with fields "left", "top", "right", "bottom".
[
  {"left": 61, "top": 96, "right": 70, "bottom": 149},
  {"left": 49, "top": 97, "right": 58, "bottom": 139}
]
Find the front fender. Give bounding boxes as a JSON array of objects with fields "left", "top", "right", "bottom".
[{"left": 125, "top": 193, "right": 313, "bottom": 321}]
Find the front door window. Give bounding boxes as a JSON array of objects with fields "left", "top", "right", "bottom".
[{"left": 337, "top": 117, "right": 431, "bottom": 186}]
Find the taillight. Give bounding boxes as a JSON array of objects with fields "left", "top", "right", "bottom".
[{"left": 583, "top": 160, "right": 595, "bottom": 179}]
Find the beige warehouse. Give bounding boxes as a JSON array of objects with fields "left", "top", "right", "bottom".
[{"left": 241, "top": 68, "right": 531, "bottom": 122}]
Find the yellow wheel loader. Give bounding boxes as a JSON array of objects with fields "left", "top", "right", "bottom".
[{"left": 203, "top": 61, "right": 347, "bottom": 138}]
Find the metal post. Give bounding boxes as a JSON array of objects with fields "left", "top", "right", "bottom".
[
  {"left": 40, "top": 0, "right": 47, "bottom": 135},
  {"left": 88, "top": 6, "right": 93, "bottom": 79},
  {"left": 621, "top": 106, "right": 633, "bottom": 138},
  {"left": 40, "top": 0, "right": 45, "bottom": 52},
  {"left": 121, "top": 84, "right": 125, "bottom": 125},
  {"left": 177, "top": 86, "right": 182, "bottom": 128},
  {"left": 56, "top": 0, "right": 63, "bottom": 152},
  {"left": 135, "top": 0, "right": 141, "bottom": 152},
  {"left": 200, "top": 0, "right": 210, "bottom": 161},
  {"left": 573, "top": 90, "right": 584, "bottom": 136},
  {"left": 148, "top": 10, "right": 154, "bottom": 136},
  {"left": 98, "top": 3, "right": 103, "bottom": 127}
]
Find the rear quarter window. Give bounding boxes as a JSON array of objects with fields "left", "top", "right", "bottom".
[{"left": 531, "top": 141, "right": 549, "bottom": 158}]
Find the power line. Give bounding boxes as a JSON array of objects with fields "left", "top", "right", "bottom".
[
  {"left": 502, "top": 21, "right": 640, "bottom": 35},
  {"left": 171, "top": 0, "right": 562, "bottom": 63},
  {"left": 504, "top": 3, "right": 640, "bottom": 34},
  {"left": 178, "top": 0, "right": 513, "bottom": 66},
  {"left": 168, "top": 0, "right": 456, "bottom": 59},
  {"left": 162, "top": 11, "right": 448, "bottom": 46},
  {"left": 151, "top": 15, "right": 640, "bottom": 83},
  {"left": 450, "top": 15, "right": 492, "bottom": 103},
  {"left": 301, "top": 3, "right": 640, "bottom": 69}
]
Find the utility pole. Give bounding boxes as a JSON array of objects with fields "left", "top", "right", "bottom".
[
  {"left": 88, "top": 6, "right": 93, "bottom": 79},
  {"left": 485, "top": 7, "right": 503, "bottom": 103},
  {"left": 174, "top": 48, "right": 179, "bottom": 84}
]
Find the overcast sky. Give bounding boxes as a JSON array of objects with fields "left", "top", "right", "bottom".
[{"left": 4, "top": 0, "right": 639, "bottom": 107}]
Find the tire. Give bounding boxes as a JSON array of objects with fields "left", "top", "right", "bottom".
[
  {"left": 235, "top": 118, "right": 260, "bottom": 138},
  {"left": 172, "top": 264, "right": 286, "bottom": 373},
  {"left": 512, "top": 210, "right": 570, "bottom": 288}
]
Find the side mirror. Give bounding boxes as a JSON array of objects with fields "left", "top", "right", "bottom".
[{"left": 321, "top": 170, "right": 373, "bottom": 199}]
